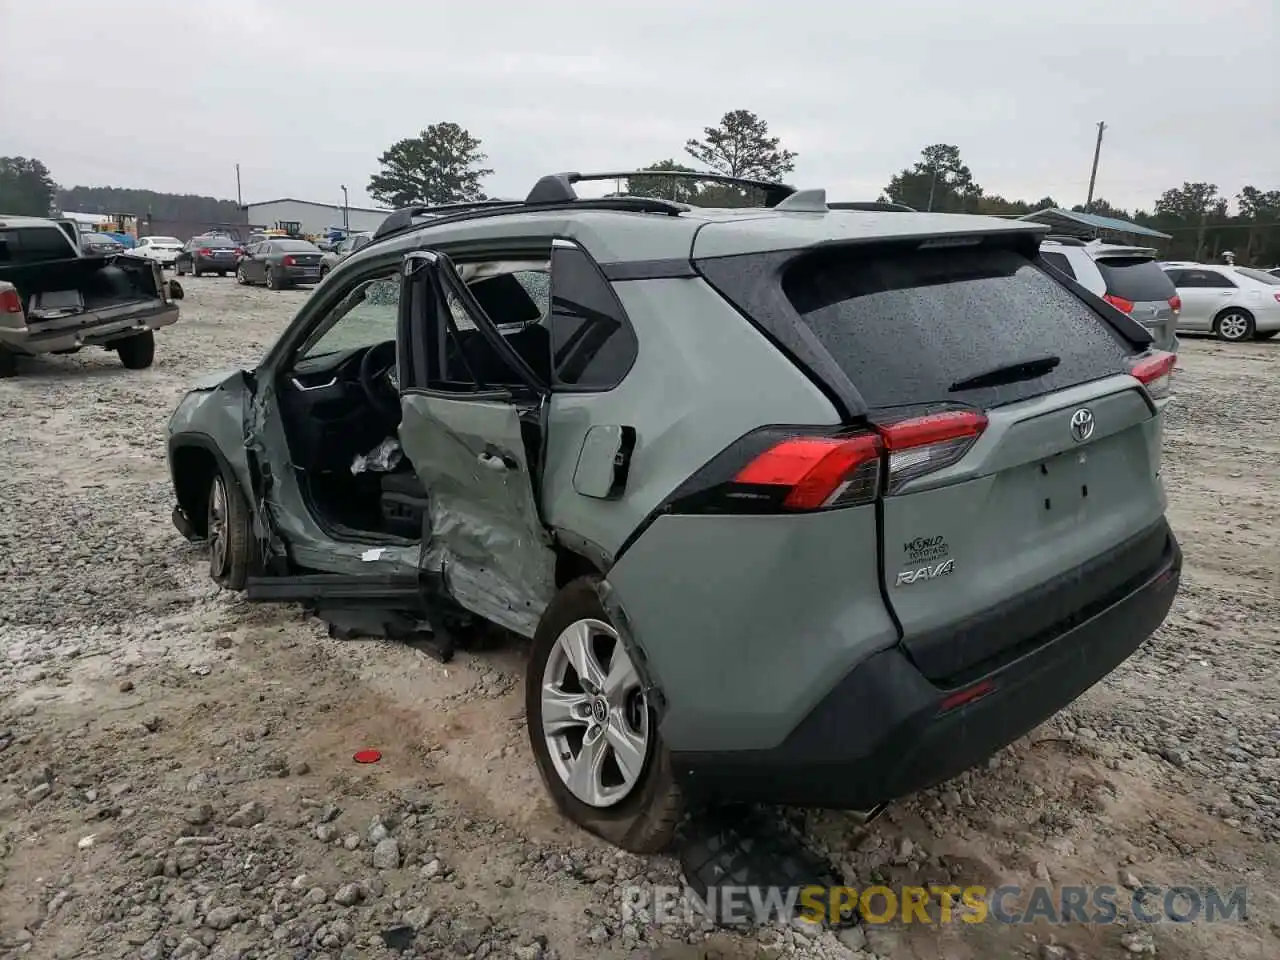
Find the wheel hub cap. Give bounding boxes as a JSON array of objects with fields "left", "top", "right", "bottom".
[{"left": 540, "top": 618, "right": 649, "bottom": 808}]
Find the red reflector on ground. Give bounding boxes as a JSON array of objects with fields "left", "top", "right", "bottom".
[
  {"left": 353, "top": 749, "right": 382, "bottom": 764},
  {"left": 938, "top": 680, "right": 995, "bottom": 712}
]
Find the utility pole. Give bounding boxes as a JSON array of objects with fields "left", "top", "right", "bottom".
[
  {"left": 340, "top": 185, "right": 349, "bottom": 230},
  {"left": 926, "top": 167, "right": 938, "bottom": 212},
  {"left": 235, "top": 163, "right": 242, "bottom": 206},
  {"left": 1085, "top": 121, "right": 1106, "bottom": 213}
]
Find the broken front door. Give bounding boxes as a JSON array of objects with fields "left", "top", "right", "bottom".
[{"left": 396, "top": 250, "right": 556, "bottom": 638}]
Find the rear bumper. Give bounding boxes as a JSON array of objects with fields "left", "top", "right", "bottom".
[
  {"left": 281, "top": 265, "right": 323, "bottom": 283},
  {"left": 0, "top": 302, "right": 179, "bottom": 355},
  {"left": 195, "top": 257, "right": 237, "bottom": 272},
  {"left": 670, "top": 529, "right": 1181, "bottom": 809}
]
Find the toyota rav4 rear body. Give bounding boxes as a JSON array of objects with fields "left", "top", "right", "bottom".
[{"left": 599, "top": 219, "right": 1180, "bottom": 809}]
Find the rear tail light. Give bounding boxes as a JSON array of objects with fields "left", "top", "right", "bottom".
[
  {"left": 877, "top": 410, "right": 988, "bottom": 494},
  {"left": 1130, "top": 350, "right": 1176, "bottom": 401},
  {"left": 1169, "top": 295, "right": 1182, "bottom": 313},
  {"left": 664, "top": 409, "right": 987, "bottom": 515},
  {"left": 198, "top": 247, "right": 212, "bottom": 257},
  {"left": 282, "top": 255, "right": 297, "bottom": 266},
  {"left": 1273, "top": 293, "right": 1280, "bottom": 304},
  {"left": 1103, "top": 293, "right": 1135, "bottom": 313},
  {"left": 0, "top": 288, "right": 23, "bottom": 314}
]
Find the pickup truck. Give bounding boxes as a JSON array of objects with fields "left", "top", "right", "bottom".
[{"left": 0, "top": 215, "right": 181, "bottom": 377}]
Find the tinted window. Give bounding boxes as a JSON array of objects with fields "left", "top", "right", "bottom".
[
  {"left": 275, "top": 240, "right": 319, "bottom": 252},
  {"left": 1234, "top": 267, "right": 1280, "bottom": 285},
  {"left": 1176, "top": 269, "right": 1235, "bottom": 289},
  {"left": 781, "top": 246, "right": 1136, "bottom": 409},
  {"left": 1040, "top": 251, "right": 1076, "bottom": 279},
  {"left": 0, "top": 227, "right": 76, "bottom": 263},
  {"left": 549, "top": 246, "right": 638, "bottom": 389},
  {"left": 1094, "top": 257, "right": 1177, "bottom": 302}
]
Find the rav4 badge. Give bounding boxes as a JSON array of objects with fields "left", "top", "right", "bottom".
[{"left": 895, "top": 558, "right": 956, "bottom": 587}]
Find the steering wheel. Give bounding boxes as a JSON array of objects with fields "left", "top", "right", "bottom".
[{"left": 359, "top": 340, "right": 401, "bottom": 423}]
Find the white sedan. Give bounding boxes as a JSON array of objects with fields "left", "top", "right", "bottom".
[
  {"left": 1161, "top": 263, "right": 1280, "bottom": 342},
  {"left": 134, "top": 236, "right": 184, "bottom": 268}
]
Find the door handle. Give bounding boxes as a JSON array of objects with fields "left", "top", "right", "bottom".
[
  {"left": 290, "top": 376, "right": 337, "bottom": 392},
  {"left": 477, "top": 452, "right": 513, "bottom": 471}
]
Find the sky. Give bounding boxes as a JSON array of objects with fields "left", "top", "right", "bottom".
[{"left": 1, "top": 0, "right": 1275, "bottom": 214}]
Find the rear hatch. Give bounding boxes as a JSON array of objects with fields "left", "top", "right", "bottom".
[
  {"left": 696, "top": 227, "right": 1173, "bottom": 682},
  {"left": 1092, "top": 252, "right": 1180, "bottom": 352}
]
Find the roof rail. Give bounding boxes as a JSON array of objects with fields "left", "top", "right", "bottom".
[
  {"left": 527, "top": 170, "right": 797, "bottom": 207},
  {"left": 829, "top": 201, "right": 917, "bottom": 213},
  {"left": 373, "top": 200, "right": 521, "bottom": 239}
]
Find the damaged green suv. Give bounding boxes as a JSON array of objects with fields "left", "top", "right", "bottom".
[{"left": 166, "top": 171, "right": 1181, "bottom": 853}]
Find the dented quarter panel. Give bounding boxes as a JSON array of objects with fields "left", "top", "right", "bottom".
[{"left": 167, "top": 370, "right": 255, "bottom": 509}]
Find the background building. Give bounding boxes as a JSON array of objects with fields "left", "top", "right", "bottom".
[{"left": 243, "top": 198, "right": 390, "bottom": 237}]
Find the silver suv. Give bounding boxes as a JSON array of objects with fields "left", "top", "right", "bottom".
[
  {"left": 1040, "top": 237, "right": 1180, "bottom": 353},
  {"left": 165, "top": 172, "right": 1182, "bottom": 852}
]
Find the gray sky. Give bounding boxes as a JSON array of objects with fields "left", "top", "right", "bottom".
[{"left": 2, "top": 0, "right": 1275, "bottom": 213}]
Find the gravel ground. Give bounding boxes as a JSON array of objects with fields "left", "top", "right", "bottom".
[{"left": 1, "top": 278, "right": 1277, "bottom": 960}]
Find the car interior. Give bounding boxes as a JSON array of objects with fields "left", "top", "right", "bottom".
[{"left": 276, "top": 261, "right": 551, "bottom": 541}]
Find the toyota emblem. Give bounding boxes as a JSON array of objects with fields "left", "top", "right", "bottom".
[{"left": 1069, "top": 408, "right": 1095, "bottom": 443}]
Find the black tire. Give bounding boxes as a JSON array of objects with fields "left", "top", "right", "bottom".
[
  {"left": 525, "top": 576, "right": 682, "bottom": 853},
  {"left": 1255, "top": 330, "right": 1277, "bottom": 340},
  {"left": 207, "top": 468, "right": 256, "bottom": 590},
  {"left": 0, "top": 348, "right": 17, "bottom": 378},
  {"left": 1213, "top": 308, "right": 1254, "bottom": 342},
  {"left": 320, "top": 264, "right": 330, "bottom": 279},
  {"left": 192, "top": 262, "right": 202, "bottom": 278},
  {"left": 217, "top": 271, "right": 227, "bottom": 277},
  {"left": 236, "top": 264, "right": 249, "bottom": 285},
  {"left": 175, "top": 260, "right": 186, "bottom": 276},
  {"left": 266, "top": 267, "right": 280, "bottom": 290},
  {"left": 116, "top": 331, "right": 155, "bottom": 370}
]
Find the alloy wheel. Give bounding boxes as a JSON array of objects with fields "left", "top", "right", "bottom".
[
  {"left": 1217, "top": 312, "right": 1251, "bottom": 341},
  {"left": 540, "top": 618, "right": 649, "bottom": 808},
  {"left": 207, "top": 475, "right": 229, "bottom": 579}
]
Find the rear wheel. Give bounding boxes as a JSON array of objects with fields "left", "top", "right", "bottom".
[
  {"left": 116, "top": 331, "right": 155, "bottom": 370},
  {"left": 266, "top": 267, "right": 281, "bottom": 290},
  {"left": 217, "top": 271, "right": 227, "bottom": 277},
  {"left": 191, "top": 261, "right": 203, "bottom": 278},
  {"left": 236, "top": 264, "right": 249, "bottom": 285},
  {"left": 525, "top": 576, "right": 682, "bottom": 853},
  {"left": 0, "top": 348, "right": 17, "bottom": 378},
  {"left": 1214, "top": 309, "right": 1254, "bottom": 342},
  {"left": 207, "top": 468, "right": 255, "bottom": 590}
]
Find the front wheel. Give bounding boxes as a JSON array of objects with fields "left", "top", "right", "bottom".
[
  {"left": 116, "top": 331, "right": 155, "bottom": 370},
  {"left": 1214, "top": 309, "right": 1254, "bottom": 342},
  {"left": 207, "top": 468, "right": 256, "bottom": 590},
  {"left": 525, "top": 576, "right": 682, "bottom": 853}
]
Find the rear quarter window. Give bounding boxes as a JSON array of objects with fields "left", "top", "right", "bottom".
[
  {"left": 1094, "top": 257, "right": 1176, "bottom": 302},
  {"left": 781, "top": 245, "right": 1139, "bottom": 410}
]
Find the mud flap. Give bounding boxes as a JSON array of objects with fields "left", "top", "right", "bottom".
[{"left": 398, "top": 393, "right": 555, "bottom": 638}]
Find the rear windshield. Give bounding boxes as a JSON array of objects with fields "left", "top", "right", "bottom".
[
  {"left": 199, "top": 238, "right": 238, "bottom": 248},
  {"left": 780, "top": 246, "right": 1137, "bottom": 410},
  {"left": 1234, "top": 267, "right": 1280, "bottom": 285},
  {"left": 1094, "top": 257, "right": 1176, "bottom": 302},
  {"left": 274, "top": 240, "right": 317, "bottom": 252},
  {"left": 0, "top": 227, "right": 76, "bottom": 263}
]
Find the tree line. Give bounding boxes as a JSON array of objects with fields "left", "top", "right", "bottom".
[{"left": 5, "top": 113, "right": 1277, "bottom": 264}]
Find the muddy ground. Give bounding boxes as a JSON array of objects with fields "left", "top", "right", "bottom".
[{"left": 0, "top": 277, "right": 1276, "bottom": 960}]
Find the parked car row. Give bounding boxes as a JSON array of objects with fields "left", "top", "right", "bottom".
[
  {"left": 1038, "top": 237, "right": 1280, "bottom": 344},
  {"left": 1158, "top": 261, "right": 1280, "bottom": 342}
]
